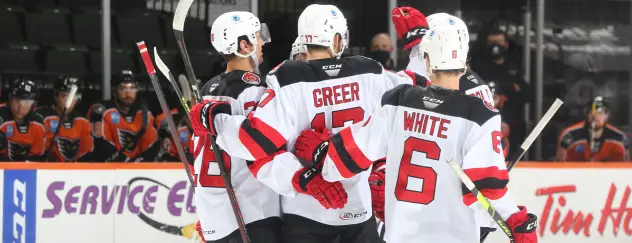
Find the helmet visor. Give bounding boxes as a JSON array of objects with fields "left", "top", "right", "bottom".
[{"left": 259, "top": 24, "right": 271, "bottom": 44}]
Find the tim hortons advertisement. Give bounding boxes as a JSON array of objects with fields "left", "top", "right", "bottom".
[
  {"left": 1, "top": 165, "right": 201, "bottom": 243},
  {"left": 485, "top": 165, "right": 632, "bottom": 243}
]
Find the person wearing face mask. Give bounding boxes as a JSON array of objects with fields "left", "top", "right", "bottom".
[
  {"left": 471, "top": 28, "right": 530, "bottom": 156},
  {"left": 557, "top": 96, "right": 629, "bottom": 161},
  {"left": 366, "top": 33, "right": 395, "bottom": 69}
]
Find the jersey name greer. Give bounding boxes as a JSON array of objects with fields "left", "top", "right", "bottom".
[
  {"left": 403, "top": 111, "right": 451, "bottom": 139},
  {"left": 313, "top": 82, "right": 360, "bottom": 107}
]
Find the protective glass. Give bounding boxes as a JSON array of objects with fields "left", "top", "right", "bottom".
[{"left": 259, "top": 23, "right": 271, "bottom": 43}]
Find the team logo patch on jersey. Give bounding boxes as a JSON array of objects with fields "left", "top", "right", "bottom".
[
  {"left": 6, "top": 125, "right": 13, "bottom": 137},
  {"left": 241, "top": 72, "right": 261, "bottom": 84},
  {"left": 179, "top": 130, "right": 189, "bottom": 142},
  {"left": 8, "top": 141, "right": 29, "bottom": 161},
  {"left": 110, "top": 112, "right": 121, "bottom": 124},
  {"left": 117, "top": 129, "right": 137, "bottom": 153},
  {"left": 57, "top": 137, "right": 79, "bottom": 161},
  {"left": 50, "top": 119, "right": 59, "bottom": 133}
]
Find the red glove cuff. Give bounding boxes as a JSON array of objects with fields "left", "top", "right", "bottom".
[{"left": 506, "top": 206, "right": 530, "bottom": 229}]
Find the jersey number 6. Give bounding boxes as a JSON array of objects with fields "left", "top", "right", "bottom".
[
  {"left": 311, "top": 107, "right": 365, "bottom": 132},
  {"left": 395, "top": 137, "right": 439, "bottom": 205}
]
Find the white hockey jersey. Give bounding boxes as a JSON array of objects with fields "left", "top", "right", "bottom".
[
  {"left": 192, "top": 71, "right": 280, "bottom": 240},
  {"left": 320, "top": 84, "right": 520, "bottom": 243},
  {"left": 213, "top": 56, "right": 423, "bottom": 226}
]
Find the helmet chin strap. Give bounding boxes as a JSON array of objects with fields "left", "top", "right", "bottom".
[{"left": 234, "top": 46, "right": 261, "bottom": 73}]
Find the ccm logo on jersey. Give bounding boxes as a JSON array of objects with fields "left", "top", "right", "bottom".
[
  {"left": 322, "top": 64, "right": 342, "bottom": 70},
  {"left": 340, "top": 211, "right": 368, "bottom": 220},
  {"left": 422, "top": 96, "right": 444, "bottom": 104},
  {"left": 241, "top": 72, "right": 260, "bottom": 84}
]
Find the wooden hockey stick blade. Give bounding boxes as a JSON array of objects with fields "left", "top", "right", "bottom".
[
  {"left": 173, "top": 0, "right": 194, "bottom": 31},
  {"left": 446, "top": 159, "right": 515, "bottom": 241},
  {"left": 154, "top": 48, "right": 190, "bottom": 114},
  {"left": 506, "top": 98, "right": 563, "bottom": 171},
  {"left": 65, "top": 85, "right": 78, "bottom": 108},
  {"left": 138, "top": 41, "right": 195, "bottom": 188}
]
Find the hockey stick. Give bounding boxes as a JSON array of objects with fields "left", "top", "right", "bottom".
[
  {"left": 45, "top": 84, "right": 78, "bottom": 162},
  {"left": 173, "top": 0, "right": 202, "bottom": 102},
  {"left": 479, "top": 98, "right": 563, "bottom": 242},
  {"left": 154, "top": 49, "right": 191, "bottom": 114},
  {"left": 137, "top": 42, "right": 195, "bottom": 188},
  {"left": 173, "top": 2, "right": 250, "bottom": 241},
  {"left": 446, "top": 158, "right": 516, "bottom": 243},
  {"left": 506, "top": 98, "right": 564, "bottom": 171}
]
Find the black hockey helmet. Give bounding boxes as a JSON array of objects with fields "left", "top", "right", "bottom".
[
  {"left": 55, "top": 76, "right": 83, "bottom": 95},
  {"left": 112, "top": 70, "right": 137, "bottom": 88},
  {"left": 588, "top": 96, "right": 609, "bottom": 114},
  {"left": 9, "top": 79, "right": 38, "bottom": 100},
  {"left": 487, "top": 81, "right": 503, "bottom": 95}
]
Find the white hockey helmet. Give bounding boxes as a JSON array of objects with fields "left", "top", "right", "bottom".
[
  {"left": 426, "top": 13, "right": 469, "bottom": 44},
  {"left": 297, "top": 4, "right": 349, "bottom": 58},
  {"left": 420, "top": 25, "right": 468, "bottom": 72},
  {"left": 290, "top": 36, "right": 307, "bottom": 60},
  {"left": 210, "top": 11, "right": 271, "bottom": 59}
]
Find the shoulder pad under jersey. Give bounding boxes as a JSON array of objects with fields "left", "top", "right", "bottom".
[
  {"left": 204, "top": 70, "right": 265, "bottom": 99},
  {"left": 271, "top": 56, "right": 383, "bottom": 88}
]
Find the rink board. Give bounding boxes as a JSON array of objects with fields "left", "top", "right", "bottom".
[
  {"left": 0, "top": 163, "right": 200, "bottom": 243},
  {"left": 2, "top": 162, "right": 632, "bottom": 243},
  {"left": 484, "top": 162, "right": 632, "bottom": 243}
]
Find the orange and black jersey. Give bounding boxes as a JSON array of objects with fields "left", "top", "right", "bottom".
[
  {"left": 155, "top": 108, "right": 192, "bottom": 162},
  {"left": 0, "top": 106, "right": 46, "bottom": 161},
  {"left": 558, "top": 121, "right": 629, "bottom": 161},
  {"left": 87, "top": 100, "right": 158, "bottom": 162},
  {"left": 36, "top": 106, "right": 93, "bottom": 162}
]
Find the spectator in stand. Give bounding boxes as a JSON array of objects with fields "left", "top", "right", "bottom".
[
  {"left": 471, "top": 28, "right": 530, "bottom": 155},
  {"left": 366, "top": 32, "right": 395, "bottom": 69},
  {"left": 0, "top": 79, "right": 46, "bottom": 161},
  {"left": 87, "top": 70, "right": 159, "bottom": 162},
  {"left": 36, "top": 76, "right": 93, "bottom": 162},
  {"left": 557, "top": 96, "right": 629, "bottom": 161},
  {"left": 154, "top": 108, "right": 192, "bottom": 162}
]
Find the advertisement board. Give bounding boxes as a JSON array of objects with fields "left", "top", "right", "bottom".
[
  {"left": 1, "top": 163, "right": 200, "bottom": 243},
  {"left": 485, "top": 163, "right": 632, "bottom": 243},
  {"left": 2, "top": 162, "right": 631, "bottom": 243}
]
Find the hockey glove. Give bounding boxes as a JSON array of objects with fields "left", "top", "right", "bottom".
[
  {"left": 292, "top": 167, "right": 348, "bottom": 209},
  {"left": 391, "top": 6, "right": 429, "bottom": 51},
  {"left": 506, "top": 206, "right": 538, "bottom": 243},
  {"left": 294, "top": 129, "right": 332, "bottom": 167},
  {"left": 369, "top": 160, "right": 386, "bottom": 221},
  {"left": 189, "top": 100, "right": 231, "bottom": 137}
]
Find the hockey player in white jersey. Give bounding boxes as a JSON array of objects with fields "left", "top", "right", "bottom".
[
  {"left": 190, "top": 11, "right": 282, "bottom": 243},
  {"left": 393, "top": 8, "right": 494, "bottom": 105},
  {"left": 293, "top": 25, "right": 539, "bottom": 243},
  {"left": 188, "top": 4, "right": 428, "bottom": 243}
]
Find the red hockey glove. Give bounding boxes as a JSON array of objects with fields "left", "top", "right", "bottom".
[
  {"left": 391, "top": 6, "right": 429, "bottom": 51},
  {"left": 189, "top": 100, "right": 231, "bottom": 137},
  {"left": 506, "top": 206, "right": 538, "bottom": 243},
  {"left": 294, "top": 129, "right": 332, "bottom": 167},
  {"left": 369, "top": 164, "right": 385, "bottom": 221},
  {"left": 292, "top": 167, "right": 348, "bottom": 209},
  {"left": 195, "top": 220, "right": 205, "bottom": 242}
]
